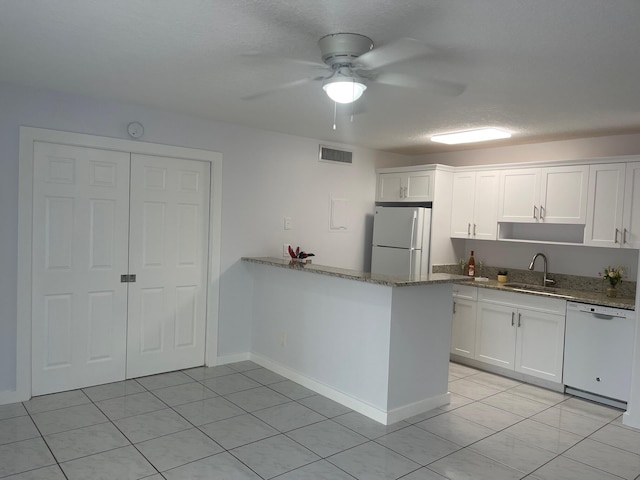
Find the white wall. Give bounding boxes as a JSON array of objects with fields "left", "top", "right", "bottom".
[{"left": 0, "top": 81, "right": 410, "bottom": 394}]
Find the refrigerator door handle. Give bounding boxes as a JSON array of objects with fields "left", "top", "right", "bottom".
[{"left": 410, "top": 210, "right": 418, "bottom": 250}]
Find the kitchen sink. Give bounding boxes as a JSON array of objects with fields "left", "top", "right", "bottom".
[{"left": 502, "top": 283, "right": 574, "bottom": 299}]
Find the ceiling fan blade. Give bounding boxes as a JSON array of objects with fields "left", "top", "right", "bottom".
[
  {"left": 374, "top": 73, "right": 466, "bottom": 97},
  {"left": 242, "top": 76, "right": 325, "bottom": 101},
  {"left": 240, "top": 53, "right": 327, "bottom": 69},
  {"left": 355, "top": 38, "right": 434, "bottom": 70}
]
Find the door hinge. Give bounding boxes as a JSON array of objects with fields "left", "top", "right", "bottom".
[{"left": 120, "top": 274, "right": 137, "bottom": 283}]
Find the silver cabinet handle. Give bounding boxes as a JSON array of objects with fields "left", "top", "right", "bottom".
[
  {"left": 453, "top": 301, "right": 457, "bottom": 314},
  {"left": 540, "top": 205, "right": 544, "bottom": 220},
  {"left": 624, "top": 228, "right": 628, "bottom": 244},
  {"left": 511, "top": 312, "right": 515, "bottom": 326},
  {"left": 473, "top": 224, "right": 477, "bottom": 236},
  {"left": 615, "top": 228, "right": 620, "bottom": 244},
  {"left": 518, "top": 313, "right": 522, "bottom": 327},
  {"left": 467, "top": 223, "right": 471, "bottom": 235},
  {"left": 533, "top": 206, "right": 537, "bottom": 219}
]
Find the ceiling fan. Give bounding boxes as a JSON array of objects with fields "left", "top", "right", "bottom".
[{"left": 243, "top": 33, "right": 466, "bottom": 104}]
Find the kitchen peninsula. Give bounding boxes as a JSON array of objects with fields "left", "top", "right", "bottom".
[{"left": 242, "top": 257, "right": 471, "bottom": 424}]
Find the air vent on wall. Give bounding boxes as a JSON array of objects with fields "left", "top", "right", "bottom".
[{"left": 319, "top": 145, "right": 353, "bottom": 164}]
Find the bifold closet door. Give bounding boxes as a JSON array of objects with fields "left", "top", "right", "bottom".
[
  {"left": 32, "top": 142, "right": 130, "bottom": 395},
  {"left": 126, "top": 154, "right": 210, "bottom": 378}
]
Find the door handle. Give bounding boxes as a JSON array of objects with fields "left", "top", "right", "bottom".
[
  {"left": 533, "top": 205, "right": 537, "bottom": 220},
  {"left": 467, "top": 223, "right": 471, "bottom": 235},
  {"left": 624, "top": 228, "right": 628, "bottom": 244},
  {"left": 120, "top": 274, "right": 136, "bottom": 283},
  {"left": 453, "top": 301, "right": 457, "bottom": 314},
  {"left": 615, "top": 228, "right": 620, "bottom": 244},
  {"left": 518, "top": 313, "right": 521, "bottom": 327},
  {"left": 539, "top": 205, "right": 544, "bottom": 220},
  {"left": 511, "top": 312, "right": 515, "bottom": 326},
  {"left": 473, "top": 224, "right": 477, "bottom": 236}
]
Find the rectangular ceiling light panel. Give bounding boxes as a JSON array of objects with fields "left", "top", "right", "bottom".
[{"left": 431, "top": 128, "right": 511, "bottom": 145}]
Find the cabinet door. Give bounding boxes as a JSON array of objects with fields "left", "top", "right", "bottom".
[
  {"left": 450, "top": 172, "right": 475, "bottom": 238},
  {"left": 514, "top": 308, "right": 565, "bottom": 383},
  {"left": 475, "top": 302, "right": 517, "bottom": 369},
  {"left": 540, "top": 165, "right": 589, "bottom": 224},
  {"left": 584, "top": 163, "right": 626, "bottom": 247},
  {"left": 622, "top": 161, "right": 640, "bottom": 248},
  {"left": 498, "top": 168, "right": 540, "bottom": 222},
  {"left": 473, "top": 171, "right": 500, "bottom": 240},
  {"left": 451, "top": 298, "right": 477, "bottom": 359},
  {"left": 376, "top": 173, "right": 403, "bottom": 202},
  {"left": 405, "top": 171, "right": 434, "bottom": 202}
]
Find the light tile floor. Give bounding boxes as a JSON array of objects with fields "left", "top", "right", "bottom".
[{"left": 1, "top": 361, "right": 639, "bottom": 479}]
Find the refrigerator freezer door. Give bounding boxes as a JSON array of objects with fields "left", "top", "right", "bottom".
[
  {"left": 371, "top": 246, "right": 423, "bottom": 276},
  {"left": 373, "top": 207, "right": 426, "bottom": 249}
]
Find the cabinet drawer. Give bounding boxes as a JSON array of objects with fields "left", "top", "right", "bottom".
[{"left": 452, "top": 284, "right": 477, "bottom": 300}]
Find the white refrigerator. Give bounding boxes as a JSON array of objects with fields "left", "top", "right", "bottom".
[{"left": 371, "top": 206, "right": 432, "bottom": 276}]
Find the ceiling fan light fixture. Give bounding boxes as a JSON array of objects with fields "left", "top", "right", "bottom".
[
  {"left": 322, "top": 77, "right": 367, "bottom": 104},
  {"left": 431, "top": 128, "right": 512, "bottom": 145}
]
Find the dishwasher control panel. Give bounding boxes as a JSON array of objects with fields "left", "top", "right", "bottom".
[{"left": 567, "top": 301, "right": 633, "bottom": 318}]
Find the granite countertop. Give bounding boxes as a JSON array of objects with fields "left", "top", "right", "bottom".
[
  {"left": 461, "top": 278, "right": 635, "bottom": 311},
  {"left": 242, "top": 257, "right": 473, "bottom": 287}
]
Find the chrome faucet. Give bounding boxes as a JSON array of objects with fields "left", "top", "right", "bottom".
[{"left": 529, "top": 253, "right": 556, "bottom": 287}]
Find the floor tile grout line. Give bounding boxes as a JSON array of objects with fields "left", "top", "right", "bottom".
[{"left": 9, "top": 362, "right": 636, "bottom": 479}]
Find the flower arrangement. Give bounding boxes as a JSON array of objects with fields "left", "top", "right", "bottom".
[{"left": 600, "top": 266, "right": 624, "bottom": 287}]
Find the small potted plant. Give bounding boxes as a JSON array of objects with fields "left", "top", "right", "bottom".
[{"left": 600, "top": 266, "right": 624, "bottom": 297}]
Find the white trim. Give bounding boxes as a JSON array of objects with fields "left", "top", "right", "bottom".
[
  {"left": 10, "top": 127, "right": 222, "bottom": 404},
  {"left": 249, "top": 353, "right": 449, "bottom": 425}
]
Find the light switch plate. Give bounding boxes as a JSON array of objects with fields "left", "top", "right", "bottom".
[{"left": 284, "top": 216, "right": 292, "bottom": 230}]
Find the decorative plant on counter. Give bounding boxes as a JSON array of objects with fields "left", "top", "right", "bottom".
[
  {"left": 288, "top": 245, "right": 315, "bottom": 263},
  {"left": 600, "top": 266, "right": 624, "bottom": 287},
  {"left": 458, "top": 258, "right": 466, "bottom": 274}
]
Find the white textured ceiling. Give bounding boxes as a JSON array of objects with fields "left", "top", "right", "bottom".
[{"left": 2, "top": 0, "right": 640, "bottom": 155}]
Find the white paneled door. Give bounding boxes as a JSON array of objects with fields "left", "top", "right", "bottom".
[
  {"left": 126, "top": 154, "right": 210, "bottom": 378},
  {"left": 32, "top": 144, "right": 211, "bottom": 395},
  {"left": 32, "top": 143, "right": 131, "bottom": 395}
]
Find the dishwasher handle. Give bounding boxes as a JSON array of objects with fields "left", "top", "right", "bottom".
[{"left": 592, "top": 313, "right": 615, "bottom": 320}]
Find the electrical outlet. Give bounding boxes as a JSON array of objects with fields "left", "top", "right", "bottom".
[{"left": 283, "top": 244, "right": 291, "bottom": 257}]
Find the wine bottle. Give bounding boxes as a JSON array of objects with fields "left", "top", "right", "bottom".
[{"left": 467, "top": 251, "right": 476, "bottom": 277}]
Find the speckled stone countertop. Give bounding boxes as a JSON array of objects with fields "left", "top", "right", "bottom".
[
  {"left": 242, "top": 257, "right": 473, "bottom": 288},
  {"left": 460, "top": 278, "right": 635, "bottom": 311}
]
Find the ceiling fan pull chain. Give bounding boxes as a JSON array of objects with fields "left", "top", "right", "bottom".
[{"left": 332, "top": 101, "right": 337, "bottom": 130}]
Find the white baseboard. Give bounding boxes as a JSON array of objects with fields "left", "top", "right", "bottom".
[
  {"left": 450, "top": 354, "right": 565, "bottom": 393},
  {"left": 249, "top": 353, "right": 449, "bottom": 425}
]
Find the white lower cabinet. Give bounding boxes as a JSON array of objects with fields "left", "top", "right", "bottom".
[
  {"left": 451, "top": 285, "right": 478, "bottom": 359},
  {"left": 474, "top": 290, "right": 566, "bottom": 383}
]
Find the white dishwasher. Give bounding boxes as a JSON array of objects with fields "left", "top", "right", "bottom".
[{"left": 563, "top": 301, "right": 636, "bottom": 408}]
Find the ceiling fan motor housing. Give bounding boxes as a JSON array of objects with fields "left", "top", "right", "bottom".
[{"left": 319, "top": 33, "right": 374, "bottom": 67}]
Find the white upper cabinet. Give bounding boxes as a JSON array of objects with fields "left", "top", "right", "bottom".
[
  {"left": 587, "top": 161, "right": 640, "bottom": 248},
  {"left": 622, "top": 162, "right": 640, "bottom": 249},
  {"left": 376, "top": 170, "right": 434, "bottom": 202},
  {"left": 584, "top": 163, "right": 626, "bottom": 247},
  {"left": 498, "top": 165, "right": 589, "bottom": 224},
  {"left": 498, "top": 168, "right": 541, "bottom": 223},
  {"left": 451, "top": 170, "right": 499, "bottom": 239}
]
